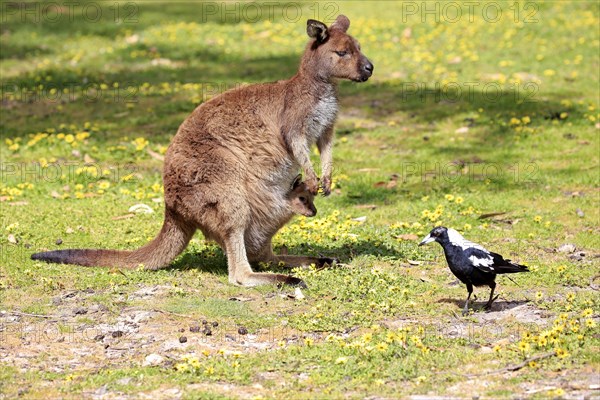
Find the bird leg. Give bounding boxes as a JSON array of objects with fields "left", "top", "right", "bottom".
[
  {"left": 462, "top": 284, "right": 473, "bottom": 316},
  {"left": 484, "top": 282, "right": 499, "bottom": 311}
]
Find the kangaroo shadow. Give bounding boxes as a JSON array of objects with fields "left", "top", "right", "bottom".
[
  {"left": 168, "top": 238, "right": 405, "bottom": 275},
  {"left": 438, "top": 297, "right": 530, "bottom": 313}
]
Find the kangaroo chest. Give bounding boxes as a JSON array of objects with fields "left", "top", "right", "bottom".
[{"left": 305, "top": 92, "right": 338, "bottom": 141}]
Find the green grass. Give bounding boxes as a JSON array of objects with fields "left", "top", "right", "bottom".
[{"left": 1, "top": 1, "right": 599, "bottom": 398}]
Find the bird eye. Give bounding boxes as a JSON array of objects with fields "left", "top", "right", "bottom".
[{"left": 335, "top": 50, "right": 348, "bottom": 57}]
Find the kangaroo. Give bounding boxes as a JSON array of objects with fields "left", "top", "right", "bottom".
[
  {"left": 31, "top": 15, "right": 373, "bottom": 287},
  {"left": 287, "top": 175, "right": 317, "bottom": 218}
]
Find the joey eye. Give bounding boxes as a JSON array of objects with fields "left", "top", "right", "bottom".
[{"left": 334, "top": 50, "right": 348, "bottom": 57}]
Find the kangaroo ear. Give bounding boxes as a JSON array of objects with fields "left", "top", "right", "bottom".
[
  {"left": 330, "top": 15, "right": 350, "bottom": 32},
  {"left": 291, "top": 174, "right": 302, "bottom": 189},
  {"left": 307, "top": 19, "right": 328, "bottom": 43}
]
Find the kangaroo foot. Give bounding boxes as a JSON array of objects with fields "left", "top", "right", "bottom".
[{"left": 233, "top": 271, "right": 306, "bottom": 288}]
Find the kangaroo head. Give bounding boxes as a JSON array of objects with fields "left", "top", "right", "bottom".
[
  {"left": 304, "top": 15, "right": 373, "bottom": 83},
  {"left": 288, "top": 175, "right": 317, "bottom": 217}
]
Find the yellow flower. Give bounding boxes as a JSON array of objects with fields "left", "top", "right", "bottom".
[
  {"left": 76, "top": 132, "right": 90, "bottom": 141},
  {"left": 535, "top": 291, "right": 543, "bottom": 301},
  {"left": 64, "top": 134, "right": 75, "bottom": 143},
  {"left": 518, "top": 341, "right": 530, "bottom": 352},
  {"left": 204, "top": 366, "right": 214, "bottom": 375},
  {"left": 335, "top": 356, "right": 348, "bottom": 364},
  {"left": 543, "top": 69, "right": 556, "bottom": 76},
  {"left": 585, "top": 319, "right": 596, "bottom": 328},
  {"left": 304, "top": 337, "right": 314, "bottom": 346},
  {"left": 509, "top": 117, "right": 521, "bottom": 125},
  {"left": 493, "top": 345, "right": 502, "bottom": 353},
  {"left": 376, "top": 342, "right": 389, "bottom": 352},
  {"left": 362, "top": 332, "right": 373, "bottom": 343},
  {"left": 175, "top": 363, "right": 189, "bottom": 372},
  {"left": 528, "top": 361, "right": 538, "bottom": 368},
  {"left": 445, "top": 194, "right": 454, "bottom": 201},
  {"left": 566, "top": 293, "right": 575, "bottom": 302},
  {"left": 533, "top": 215, "right": 542, "bottom": 223},
  {"left": 132, "top": 137, "right": 149, "bottom": 151},
  {"left": 98, "top": 181, "right": 110, "bottom": 190},
  {"left": 581, "top": 308, "right": 593, "bottom": 318},
  {"left": 454, "top": 196, "right": 463, "bottom": 204},
  {"left": 555, "top": 348, "right": 569, "bottom": 359}
]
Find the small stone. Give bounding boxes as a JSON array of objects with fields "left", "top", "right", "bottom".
[
  {"left": 179, "top": 328, "right": 185, "bottom": 333},
  {"left": 94, "top": 334, "right": 105, "bottom": 341},
  {"left": 202, "top": 320, "right": 208, "bottom": 325},
  {"left": 55, "top": 238, "right": 63, "bottom": 245},
  {"left": 73, "top": 307, "right": 87, "bottom": 315},
  {"left": 203, "top": 327, "right": 212, "bottom": 336},
  {"left": 557, "top": 243, "right": 576, "bottom": 253},
  {"left": 238, "top": 327, "right": 248, "bottom": 335},
  {"left": 189, "top": 325, "right": 201, "bottom": 333},
  {"left": 143, "top": 354, "right": 164, "bottom": 367},
  {"left": 211, "top": 321, "right": 218, "bottom": 327},
  {"left": 576, "top": 208, "right": 585, "bottom": 218},
  {"left": 112, "top": 331, "right": 124, "bottom": 338},
  {"left": 179, "top": 336, "right": 187, "bottom": 343}
]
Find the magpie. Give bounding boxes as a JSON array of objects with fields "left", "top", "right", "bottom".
[{"left": 419, "top": 226, "right": 529, "bottom": 315}]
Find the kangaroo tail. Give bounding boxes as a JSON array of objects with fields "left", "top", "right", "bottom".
[{"left": 31, "top": 210, "right": 195, "bottom": 270}]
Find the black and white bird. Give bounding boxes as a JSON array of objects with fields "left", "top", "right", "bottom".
[{"left": 419, "top": 226, "right": 529, "bottom": 315}]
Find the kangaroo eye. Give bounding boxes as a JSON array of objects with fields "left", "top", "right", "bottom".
[
  {"left": 299, "top": 196, "right": 306, "bottom": 202},
  {"left": 335, "top": 50, "right": 348, "bottom": 57}
]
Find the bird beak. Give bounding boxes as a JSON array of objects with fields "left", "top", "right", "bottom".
[{"left": 418, "top": 234, "right": 435, "bottom": 246}]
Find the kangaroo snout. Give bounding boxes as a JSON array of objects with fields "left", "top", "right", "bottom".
[{"left": 359, "top": 59, "right": 374, "bottom": 82}]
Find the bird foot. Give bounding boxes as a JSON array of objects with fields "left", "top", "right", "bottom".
[
  {"left": 461, "top": 308, "right": 470, "bottom": 316},
  {"left": 484, "top": 295, "right": 501, "bottom": 311}
]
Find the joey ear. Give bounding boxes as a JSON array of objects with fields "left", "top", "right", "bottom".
[
  {"left": 330, "top": 15, "right": 350, "bottom": 32},
  {"left": 291, "top": 174, "right": 302, "bottom": 189},
  {"left": 307, "top": 19, "right": 328, "bottom": 43}
]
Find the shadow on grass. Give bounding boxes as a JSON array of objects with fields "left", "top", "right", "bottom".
[
  {"left": 438, "top": 297, "right": 530, "bottom": 313},
  {"left": 169, "top": 239, "right": 405, "bottom": 276}
]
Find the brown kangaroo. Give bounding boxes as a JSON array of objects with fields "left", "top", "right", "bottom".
[{"left": 31, "top": 15, "right": 373, "bottom": 287}]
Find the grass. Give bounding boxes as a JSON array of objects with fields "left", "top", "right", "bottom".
[{"left": 1, "top": 1, "right": 599, "bottom": 398}]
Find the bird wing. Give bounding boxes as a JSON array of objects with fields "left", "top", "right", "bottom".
[
  {"left": 465, "top": 247, "right": 496, "bottom": 273},
  {"left": 487, "top": 252, "right": 530, "bottom": 273}
]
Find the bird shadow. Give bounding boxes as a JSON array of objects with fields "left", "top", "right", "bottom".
[{"left": 437, "top": 297, "right": 530, "bottom": 313}]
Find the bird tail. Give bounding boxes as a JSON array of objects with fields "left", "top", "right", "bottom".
[
  {"left": 31, "top": 210, "right": 195, "bottom": 270},
  {"left": 495, "top": 260, "right": 529, "bottom": 274}
]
